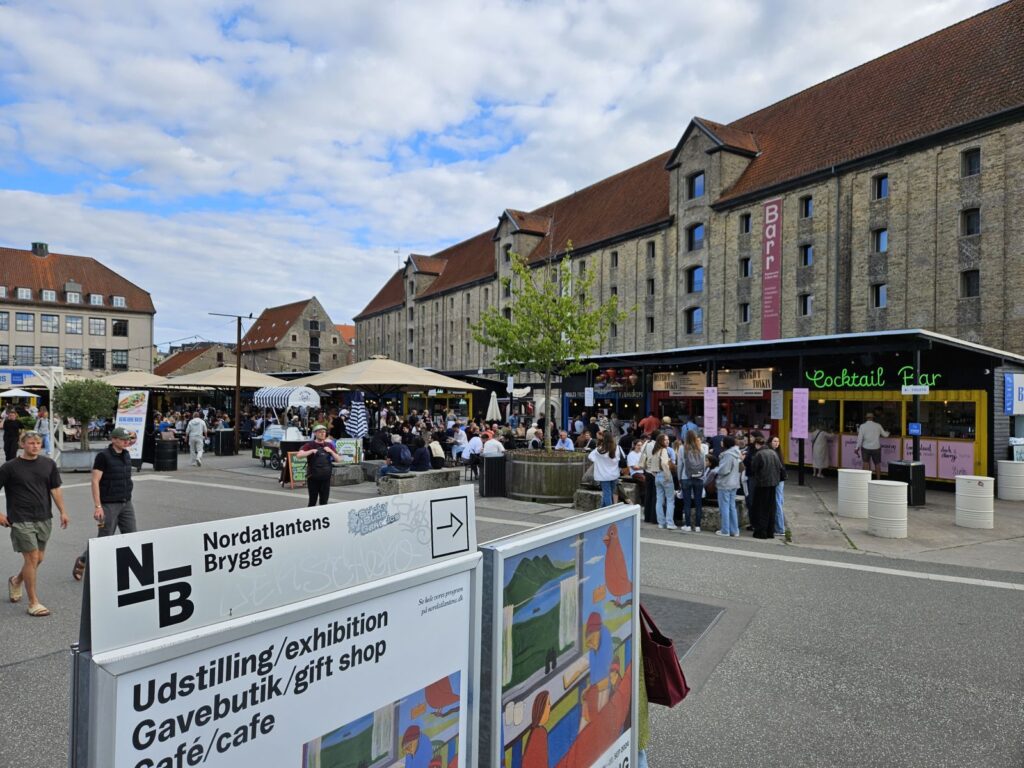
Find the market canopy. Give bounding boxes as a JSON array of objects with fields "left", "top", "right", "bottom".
[
  {"left": 164, "top": 366, "right": 283, "bottom": 389},
  {"left": 100, "top": 371, "right": 171, "bottom": 388},
  {"left": 253, "top": 386, "right": 321, "bottom": 410},
  {"left": 0, "top": 388, "right": 36, "bottom": 398},
  {"left": 296, "top": 357, "right": 483, "bottom": 394}
]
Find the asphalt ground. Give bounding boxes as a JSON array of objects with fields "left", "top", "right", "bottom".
[{"left": 1, "top": 458, "right": 1022, "bottom": 767}]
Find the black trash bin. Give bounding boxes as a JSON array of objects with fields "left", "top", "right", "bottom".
[
  {"left": 154, "top": 439, "right": 178, "bottom": 472},
  {"left": 480, "top": 455, "right": 507, "bottom": 497},
  {"left": 888, "top": 460, "right": 926, "bottom": 506},
  {"left": 212, "top": 430, "right": 236, "bottom": 456}
]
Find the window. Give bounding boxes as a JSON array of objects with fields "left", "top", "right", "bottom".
[
  {"left": 484, "top": 288, "right": 490, "bottom": 303},
  {"left": 216, "top": 351, "right": 224, "bottom": 363},
  {"left": 961, "top": 208, "right": 980, "bottom": 236},
  {"left": 310, "top": 336, "right": 320, "bottom": 348},
  {"left": 89, "top": 294, "right": 103, "bottom": 305},
  {"left": 502, "top": 307, "right": 511, "bottom": 319},
  {"left": 64, "top": 349, "right": 82, "bottom": 369},
  {"left": 407, "top": 329, "right": 414, "bottom": 343},
  {"left": 65, "top": 316, "right": 82, "bottom": 335},
  {"left": 873, "top": 174, "right": 889, "bottom": 200},
  {"left": 685, "top": 307, "right": 703, "bottom": 335},
  {"left": 800, "top": 196, "right": 813, "bottom": 218},
  {"left": 686, "top": 266, "right": 704, "bottom": 293},
  {"left": 611, "top": 323, "right": 618, "bottom": 338},
  {"left": 0, "top": 312, "right": 7, "bottom": 331},
  {"left": 739, "top": 213, "right": 751, "bottom": 234},
  {"left": 291, "top": 351, "right": 297, "bottom": 359},
  {"left": 89, "top": 349, "right": 105, "bottom": 370},
  {"left": 41, "top": 314, "right": 59, "bottom": 333},
  {"left": 309, "top": 351, "right": 320, "bottom": 365},
  {"left": 40, "top": 346, "right": 59, "bottom": 366},
  {"left": 407, "top": 307, "right": 414, "bottom": 321},
  {"left": 646, "top": 316, "right": 655, "bottom": 334},
  {"left": 112, "top": 319, "right": 128, "bottom": 337},
  {"left": 89, "top": 318, "right": 106, "bottom": 336},
  {"left": 15, "top": 312, "right": 33, "bottom": 332},
  {"left": 962, "top": 148, "right": 981, "bottom": 177},
  {"left": 41, "top": 289, "right": 56, "bottom": 302},
  {"left": 739, "top": 257, "right": 752, "bottom": 277},
  {"left": 799, "top": 293, "right": 813, "bottom": 316},
  {"left": 308, "top": 319, "right": 320, "bottom": 331},
  {"left": 871, "top": 283, "right": 888, "bottom": 309},
  {"left": 610, "top": 251, "right": 619, "bottom": 268},
  {"left": 577, "top": 260, "right": 586, "bottom": 275},
  {"left": 66, "top": 291, "right": 80, "bottom": 304},
  {"left": 502, "top": 283, "right": 510, "bottom": 298},
  {"left": 465, "top": 293, "right": 470, "bottom": 305},
  {"left": 739, "top": 303, "right": 750, "bottom": 324},
  {"left": 112, "top": 295, "right": 126, "bottom": 308},
  {"left": 800, "top": 244, "right": 814, "bottom": 267},
  {"left": 646, "top": 278, "right": 655, "bottom": 296},
  {"left": 686, "top": 223, "right": 704, "bottom": 251},
  {"left": 503, "top": 244, "right": 511, "bottom": 263},
  {"left": 15, "top": 345, "right": 33, "bottom": 365},
  {"left": 646, "top": 241, "right": 655, "bottom": 258},
  {"left": 465, "top": 341, "right": 470, "bottom": 355},
  {"left": 16, "top": 287, "right": 31, "bottom": 300},
  {"left": 961, "top": 269, "right": 980, "bottom": 298},
  {"left": 0, "top": 287, "right": 5, "bottom": 298},
  {"left": 0, "top": 345, "right": 8, "bottom": 364},
  {"left": 687, "top": 171, "right": 705, "bottom": 199},
  {"left": 610, "top": 286, "right": 618, "bottom": 297},
  {"left": 873, "top": 228, "right": 888, "bottom": 253}
]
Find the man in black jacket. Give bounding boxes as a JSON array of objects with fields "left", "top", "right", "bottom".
[{"left": 73, "top": 427, "right": 136, "bottom": 581}]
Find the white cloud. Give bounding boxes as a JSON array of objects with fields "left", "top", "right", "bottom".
[{"left": 0, "top": 0, "right": 1001, "bottom": 347}]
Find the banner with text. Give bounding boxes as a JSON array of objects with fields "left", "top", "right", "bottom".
[
  {"left": 704, "top": 387, "right": 718, "bottom": 432},
  {"left": 761, "top": 198, "right": 783, "bottom": 339},
  {"left": 115, "top": 390, "right": 149, "bottom": 461},
  {"left": 791, "top": 388, "right": 809, "bottom": 439}
]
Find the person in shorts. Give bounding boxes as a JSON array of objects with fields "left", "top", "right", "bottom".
[
  {"left": 856, "top": 412, "right": 890, "bottom": 480},
  {"left": 0, "top": 431, "right": 68, "bottom": 617}
]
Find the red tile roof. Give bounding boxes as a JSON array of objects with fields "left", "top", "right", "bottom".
[
  {"left": 354, "top": 269, "right": 406, "bottom": 319},
  {"left": 409, "top": 255, "right": 447, "bottom": 275},
  {"left": 713, "top": 1, "right": 1024, "bottom": 205},
  {"left": 0, "top": 245, "right": 155, "bottom": 313},
  {"left": 504, "top": 210, "right": 552, "bottom": 236},
  {"left": 336, "top": 324, "right": 356, "bottom": 345},
  {"left": 415, "top": 231, "right": 495, "bottom": 300},
  {"left": 690, "top": 118, "right": 759, "bottom": 156},
  {"left": 239, "top": 299, "right": 311, "bottom": 351},
  {"left": 154, "top": 346, "right": 212, "bottom": 376}
]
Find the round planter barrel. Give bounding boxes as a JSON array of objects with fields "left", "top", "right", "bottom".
[{"left": 508, "top": 450, "right": 589, "bottom": 503}]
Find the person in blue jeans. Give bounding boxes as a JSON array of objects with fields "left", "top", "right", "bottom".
[
  {"left": 588, "top": 433, "right": 623, "bottom": 507},
  {"left": 678, "top": 430, "right": 705, "bottom": 532},
  {"left": 715, "top": 436, "right": 742, "bottom": 537},
  {"left": 649, "top": 434, "right": 677, "bottom": 529},
  {"left": 770, "top": 436, "right": 787, "bottom": 535}
]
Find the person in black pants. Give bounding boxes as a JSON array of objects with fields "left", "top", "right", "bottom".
[
  {"left": 295, "top": 425, "right": 341, "bottom": 506},
  {"left": 3, "top": 410, "right": 21, "bottom": 461}
]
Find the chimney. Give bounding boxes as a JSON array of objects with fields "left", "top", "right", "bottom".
[{"left": 31, "top": 242, "right": 48, "bottom": 257}]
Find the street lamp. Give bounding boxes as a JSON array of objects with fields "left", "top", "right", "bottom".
[{"left": 209, "top": 311, "right": 253, "bottom": 453}]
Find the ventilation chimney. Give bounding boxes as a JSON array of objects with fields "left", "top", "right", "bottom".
[{"left": 31, "top": 242, "right": 48, "bottom": 257}]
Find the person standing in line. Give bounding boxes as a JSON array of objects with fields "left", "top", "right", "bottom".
[
  {"left": 856, "top": 411, "right": 889, "bottom": 480},
  {"left": 715, "top": 436, "right": 743, "bottom": 537},
  {"left": 638, "top": 411, "right": 660, "bottom": 436},
  {"left": 626, "top": 437, "right": 648, "bottom": 508},
  {"left": 588, "top": 432, "right": 623, "bottom": 508},
  {"left": 641, "top": 429, "right": 661, "bottom": 524},
  {"left": 33, "top": 406, "right": 51, "bottom": 455},
  {"left": 185, "top": 411, "right": 207, "bottom": 467},
  {"left": 749, "top": 434, "right": 784, "bottom": 539},
  {"left": 0, "top": 431, "right": 68, "bottom": 617},
  {"left": 679, "top": 430, "right": 705, "bottom": 533},
  {"left": 770, "top": 435, "right": 788, "bottom": 536},
  {"left": 3, "top": 410, "right": 21, "bottom": 462},
  {"left": 648, "top": 433, "right": 677, "bottom": 529},
  {"left": 295, "top": 425, "right": 341, "bottom": 506},
  {"left": 809, "top": 422, "right": 833, "bottom": 477},
  {"left": 708, "top": 426, "right": 728, "bottom": 458},
  {"left": 743, "top": 431, "right": 761, "bottom": 530}
]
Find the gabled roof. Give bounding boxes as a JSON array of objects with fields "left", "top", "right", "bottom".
[
  {"left": 667, "top": 118, "right": 759, "bottom": 167},
  {"left": 240, "top": 299, "right": 311, "bottom": 351},
  {"left": 500, "top": 209, "right": 552, "bottom": 237},
  {"left": 0, "top": 245, "right": 155, "bottom": 313},
  {"left": 409, "top": 254, "right": 447, "bottom": 275},
  {"left": 354, "top": 269, "right": 405, "bottom": 320},
  {"left": 336, "top": 324, "right": 356, "bottom": 345},
  {"left": 415, "top": 231, "right": 495, "bottom": 300},
  {"left": 712, "top": 1, "right": 1024, "bottom": 205},
  {"left": 154, "top": 345, "right": 215, "bottom": 376}
]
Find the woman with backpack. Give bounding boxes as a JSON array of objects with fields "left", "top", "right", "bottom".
[
  {"left": 588, "top": 432, "right": 624, "bottom": 507},
  {"left": 678, "top": 430, "right": 706, "bottom": 532},
  {"left": 647, "top": 433, "right": 677, "bottom": 529}
]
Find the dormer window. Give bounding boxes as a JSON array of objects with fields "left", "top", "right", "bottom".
[
  {"left": 90, "top": 293, "right": 103, "bottom": 305},
  {"left": 66, "top": 291, "right": 81, "bottom": 304},
  {"left": 0, "top": 287, "right": 6, "bottom": 298},
  {"left": 41, "top": 289, "right": 56, "bottom": 302},
  {"left": 687, "top": 172, "right": 705, "bottom": 200},
  {"left": 112, "top": 295, "right": 126, "bottom": 308},
  {"left": 16, "top": 288, "right": 30, "bottom": 300}
]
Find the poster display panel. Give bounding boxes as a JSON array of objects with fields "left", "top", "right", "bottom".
[
  {"left": 115, "top": 390, "right": 149, "bottom": 460},
  {"left": 334, "top": 438, "right": 361, "bottom": 465},
  {"left": 760, "top": 198, "right": 783, "bottom": 340},
  {"left": 937, "top": 440, "right": 974, "bottom": 479},
  {"left": 480, "top": 506, "right": 640, "bottom": 768},
  {"left": 901, "top": 439, "right": 938, "bottom": 477},
  {"left": 791, "top": 388, "right": 809, "bottom": 439},
  {"left": 703, "top": 387, "right": 718, "bottom": 433}
]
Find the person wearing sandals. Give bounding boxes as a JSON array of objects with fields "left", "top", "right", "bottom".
[
  {"left": 0, "top": 431, "right": 68, "bottom": 617},
  {"left": 73, "top": 427, "right": 136, "bottom": 582}
]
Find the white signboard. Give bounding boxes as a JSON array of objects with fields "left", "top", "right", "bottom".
[
  {"left": 901, "top": 384, "right": 930, "bottom": 396},
  {"left": 770, "top": 389, "right": 784, "bottom": 420},
  {"left": 88, "top": 488, "right": 475, "bottom": 654},
  {"left": 115, "top": 390, "right": 149, "bottom": 460},
  {"left": 704, "top": 387, "right": 718, "bottom": 432},
  {"left": 584, "top": 386, "right": 595, "bottom": 406}
]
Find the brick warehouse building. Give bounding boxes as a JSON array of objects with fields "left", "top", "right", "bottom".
[{"left": 355, "top": 3, "right": 1024, "bottom": 476}]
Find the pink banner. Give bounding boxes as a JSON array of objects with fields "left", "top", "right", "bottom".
[
  {"left": 938, "top": 441, "right": 974, "bottom": 479},
  {"left": 791, "top": 388, "right": 809, "bottom": 439},
  {"left": 901, "top": 439, "right": 938, "bottom": 478},
  {"left": 840, "top": 434, "right": 901, "bottom": 471},
  {"left": 789, "top": 433, "right": 838, "bottom": 467},
  {"left": 761, "top": 198, "right": 783, "bottom": 339},
  {"left": 703, "top": 387, "right": 718, "bottom": 434}
]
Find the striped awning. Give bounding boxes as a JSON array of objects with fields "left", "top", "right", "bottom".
[{"left": 252, "top": 386, "right": 321, "bottom": 410}]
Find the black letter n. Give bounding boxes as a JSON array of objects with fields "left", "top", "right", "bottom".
[{"left": 116, "top": 543, "right": 154, "bottom": 591}]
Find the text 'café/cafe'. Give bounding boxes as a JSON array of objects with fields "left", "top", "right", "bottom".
[{"left": 579, "top": 329, "right": 1024, "bottom": 483}]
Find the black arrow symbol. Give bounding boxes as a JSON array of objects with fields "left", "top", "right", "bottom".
[{"left": 437, "top": 513, "right": 464, "bottom": 538}]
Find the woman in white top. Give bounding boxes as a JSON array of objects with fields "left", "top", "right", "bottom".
[{"left": 588, "top": 432, "right": 624, "bottom": 507}]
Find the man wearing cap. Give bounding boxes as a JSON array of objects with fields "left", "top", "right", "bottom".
[
  {"left": 295, "top": 425, "right": 341, "bottom": 506},
  {"left": 73, "top": 427, "right": 138, "bottom": 581},
  {"left": 401, "top": 724, "right": 433, "bottom": 768},
  {"left": 660, "top": 415, "right": 677, "bottom": 440}
]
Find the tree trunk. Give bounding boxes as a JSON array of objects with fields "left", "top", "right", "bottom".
[{"left": 543, "top": 369, "right": 553, "bottom": 451}]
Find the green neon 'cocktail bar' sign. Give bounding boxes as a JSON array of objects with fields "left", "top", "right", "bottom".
[{"left": 805, "top": 365, "right": 942, "bottom": 389}]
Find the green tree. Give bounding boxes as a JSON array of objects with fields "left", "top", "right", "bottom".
[
  {"left": 472, "top": 245, "right": 630, "bottom": 450},
  {"left": 53, "top": 379, "right": 118, "bottom": 450}
]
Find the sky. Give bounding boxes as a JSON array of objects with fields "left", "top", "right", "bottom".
[{"left": 0, "top": 0, "right": 1002, "bottom": 350}]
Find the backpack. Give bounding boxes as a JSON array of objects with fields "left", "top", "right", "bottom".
[{"left": 398, "top": 444, "right": 413, "bottom": 467}]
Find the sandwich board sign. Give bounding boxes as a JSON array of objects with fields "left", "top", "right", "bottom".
[
  {"left": 72, "top": 487, "right": 481, "bottom": 768},
  {"left": 478, "top": 504, "right": 640, "bottom": 768}
]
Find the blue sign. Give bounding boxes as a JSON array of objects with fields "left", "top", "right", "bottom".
[
  {"left": 10, "top": 373, "right": 23, "bottom": 385},
  {"left": 908, "top": 422, "right": 922, "bottom": 436},
  {"left": 1007, "top": 373, "right": 1015, "bottom": 415}
]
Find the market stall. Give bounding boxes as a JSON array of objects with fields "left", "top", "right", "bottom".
[{"left": 251, "top": 386, "right": 321, "bottom": 468}]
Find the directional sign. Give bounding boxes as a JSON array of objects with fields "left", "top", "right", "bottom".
[
  {"left": 902, "top": 384, "right": 929, "bottom": 395},
  {"left": 430, "top": 495, "right": 470, "bottom": 558},
  {"left": 908, "top": 422, "right": 922, "bottom": 436}
]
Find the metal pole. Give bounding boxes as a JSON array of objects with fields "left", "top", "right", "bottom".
[
  {"left": 913, "top": 348, "right": 921, "bottom": 461},
  {"left": 798, "top": 355, "right": 806, "bottom": 486},
  {"left": 234, "top": 316, "right": 241, "bottom": 454}
]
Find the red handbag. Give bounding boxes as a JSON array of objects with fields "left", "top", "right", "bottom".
[{"left": 640, "top": 602, "right": 690, "bottom": 707}]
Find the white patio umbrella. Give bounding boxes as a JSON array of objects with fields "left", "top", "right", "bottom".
[
  {"left": 298, "top": 357, "right": 483, "bottom": 393},
  {"left": 164, "top": 367, "right": 283, "bottom": 388},
  {"left": 100, "top": 371, "right": 171, "bottom": 388},
  {"left": 486, "top": 390, "right": 502, "bottom": 421},
  {"left": 0, "top": 388, "right": 37, "bottom": 399}
]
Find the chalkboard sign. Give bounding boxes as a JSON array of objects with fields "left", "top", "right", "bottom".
[{"left": 287, "top": 452, "right": 307, "bottom": 488}]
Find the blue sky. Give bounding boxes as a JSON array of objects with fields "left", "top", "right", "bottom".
[{"left": 0, "top": 0, "right": 1000, "bottom": 350}]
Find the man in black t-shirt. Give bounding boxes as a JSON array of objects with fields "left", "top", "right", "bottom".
[
  {"left": 74, "top": 427, "right": 137, "bottom": 580},
  {"left": 0, "top": 431, "right": 67, "bottom": 617}
]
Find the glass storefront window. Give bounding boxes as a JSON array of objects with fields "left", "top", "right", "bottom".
[
  {"left": 918, "top": 401, "right": 976, "bottom": 439},
  {"left": 843, "top": 401, "right": 902, "bottom": 436},
  {"left": 807, "top": 400, "right": 840, "bottom": 432}
]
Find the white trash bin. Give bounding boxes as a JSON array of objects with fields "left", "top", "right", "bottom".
[
  {"left": 955, "top": 475, "right": 994, "bottom": 529},
  {"left": 996, "top": 461, "right": 1024, "bottom": 501},
  {"left": 868, "top": 480, "right": 908, "bottom": 538},
  {"left": 838, "top": 469, "right": 872, "bottom": 518}
]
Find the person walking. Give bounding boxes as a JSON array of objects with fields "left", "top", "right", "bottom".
[
  {"left": 749, "top": 434, "right": 784, "bottom": 539},
  {"left": 588, "top": 432, "right": 623, "bottom": 507},
  {"left": 770, "top": 435, "right": 788, "bottom": 536},
  {"left": 73, "top": 427, "right": 137, "bottom": 581},
  {"left": 3, "top": 410, "right": 21, "bottom": 462},
  {"left": 648, "top": 433, "right": 677, "bottom": 529},
  {"left": 856, "top": 412, "right": 889, "bottom": 480},
  {"left": 185, "top": 411, "right": 207, "bottom": 467},
  {"left": 678, "top": 430, "right": 705, "bottom": 532},
  {"left": 295, "top": 425, "right": 341, "bottom": 506},
  {"left": 0, "top": 431, "right": 68, "bottom": 617},
  {"left": 34, "top": 406, "right": 51, "bottom": 455},
  {"left": 715, "top": 436, "right": 742, "bottom": 537}
]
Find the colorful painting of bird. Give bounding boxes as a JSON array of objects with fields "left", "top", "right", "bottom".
[
  {"left": 424, "top": 674, "right": 460, "bottom": 717},
  {"left": 602, "top": 523, "right": 633, "bottom": 607}
]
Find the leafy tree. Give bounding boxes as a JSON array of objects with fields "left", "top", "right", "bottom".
[
  {"left": 472, "top": 244, "right": 630, "bottom": 450},
  {"left": 53, "top": 379, "right": 118, "bottom": 450}
]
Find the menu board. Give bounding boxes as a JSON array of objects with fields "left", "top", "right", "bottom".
[
  {"left": 937, "top": 440, "right": 974, "bottom": 479},
  {"left": 900, "top": 439, "right": 938, "bottom": 477}
]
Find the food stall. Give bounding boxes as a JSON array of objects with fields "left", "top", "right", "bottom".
[{"left": 251, "top": 386, "right": 321, "bottom": 469}]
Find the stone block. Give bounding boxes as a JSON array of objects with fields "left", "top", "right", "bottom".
[
  {"left": 574, "top": 488, "right": 603, "bottom": 511},
  {"left": 376, "top": 468, "right": 463, "bottom": 496},
  {"left": 694, "top": 497, "right": 747, "bottom": 531},
  {"left": 360, "top": 460, "right": 386, "bottom": 482},
  {"left": 617, "top": 480, "right": 642, "bottom": 506},
  {"left": 331, "top": 465, "right": 364, "bottom": 486}
]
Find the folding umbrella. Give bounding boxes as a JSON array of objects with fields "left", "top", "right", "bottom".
[{"left": 486, "top": 390, "right": 502, "bottom": 421}]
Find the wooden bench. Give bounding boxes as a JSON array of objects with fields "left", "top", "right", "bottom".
[{"left": 376, "top": 468, "right": 464, "bottom": 496}]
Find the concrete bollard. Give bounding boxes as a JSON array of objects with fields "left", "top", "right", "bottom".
[
  {"left": 955, "top": 475, "right": 994, "bottom": 529},
  {"left": 996, "top": 461, "right": 1024, "bottom": 502},
  {"left": 868, "top": 480, "right": 908, "bottom": 538},
  {"left": 838, "top": 469, "right": 872, "bottom": 518}
]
